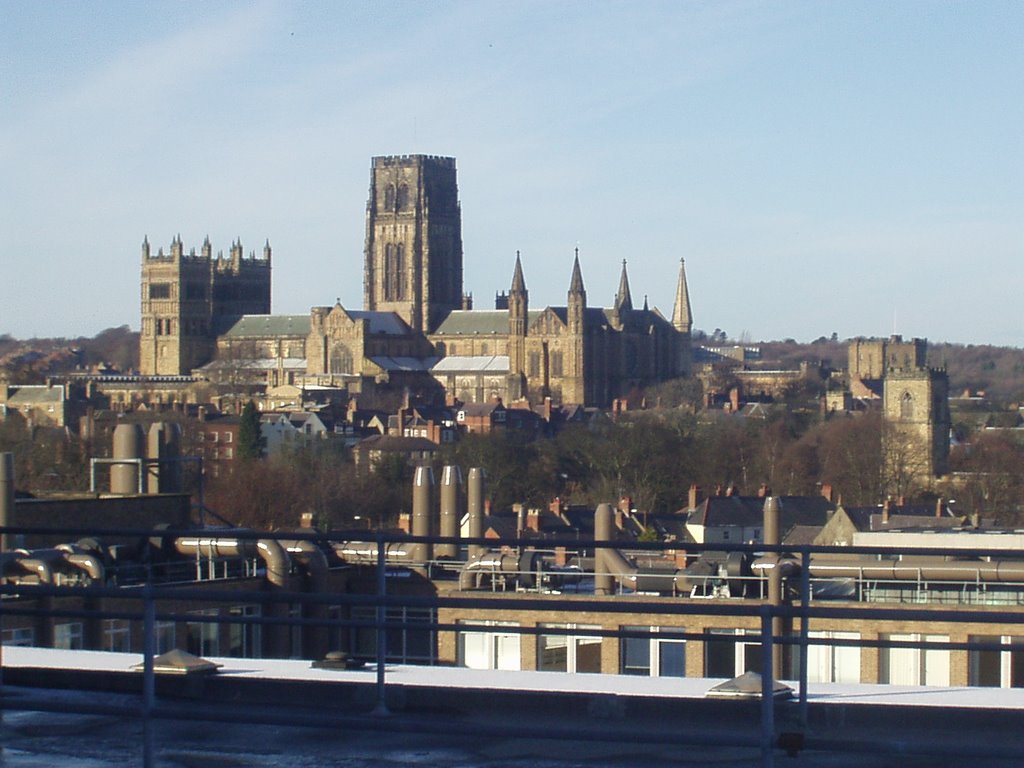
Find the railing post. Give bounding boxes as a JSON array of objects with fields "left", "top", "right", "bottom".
[
  {"left": 373, "top": 530, "right": 389, "bottom": 716},
  {"left": 142, "top": 579, "right": 156, "bottom": 768},
  {"left": 760, "top": 606, "right": 775, "bottom": 768},
  {"left": 799, "top": 547, "right": 810, "bottom": 727}
]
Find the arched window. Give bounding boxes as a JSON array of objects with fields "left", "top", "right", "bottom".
[
  {"left": 900, "top": 392, "right": 914, "bottom": 419},
  {"left": 397, "top": 183, "right": 409, "bottom": 210},
  {"left": 384, "top": 244, "right": 405, "bottom": 300},
  {"left": 329, "top": 343, "right": 353, "bottom": 375},
  {"left": 384, "top": 184, "right": 396, "bottom": 210}
]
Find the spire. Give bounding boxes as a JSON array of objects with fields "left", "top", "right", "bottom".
[
  {"left": 615, "top": 259, "right": 633, "bottom": 313},
  {"left": 672, "top": 258, "right": 692, "bottom": 333},
  {"left": 569, "top": 248, "right": 585, "bottom": 295},
  {"left": 511, "top": 250, "right": 526, "bottom": 293}
]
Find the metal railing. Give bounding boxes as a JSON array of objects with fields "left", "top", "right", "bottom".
[{"left": 2, "top": 525, "right": 1024, "bottom": 767}]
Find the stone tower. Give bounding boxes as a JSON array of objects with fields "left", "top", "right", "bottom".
[
  {"left": 563, "top": 250, "right": 588, "bottom": 405},
  {"left": 672, "top": 258, "right": 693, "bottom": 375},
  {"left": 363, "top": 155, "right": 463, "bottom": 333},
  {"left": 139, "top": 235, "right": 271, "bottom": 376},
  {"left": 882, "top": 352, "right": 950, "bottom": 495}
]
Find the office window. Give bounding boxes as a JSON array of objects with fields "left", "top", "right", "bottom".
[
  {"left": 104, "top": 619, "right": 132, "bottom": 653},
  {"left": 55, "top": 622, "right": 84, "bottom": 650},
  {"left": 457, "top": 621, "right": 521, "bottom": 671},
  {"left": 969, "top": 635, "right": 1024, "bottom": 688},
  {"left": 799, "top": 631, "right": 860, "bottom": 684},
  {"left": 2, "top": 627, "right": 34, "bottom": 646},
  {"left": 227, "top": 605, "right": 261, "bottom": 658},
  {"left": 705, "top": 629, "right": 761, "bottom": 678},
  {"left": 187, "top": 610, "right": 220, "bottom": 657},
  {"left": 620, "top": 626, "right": 686, "bottom": 677},
  {"left": 538, "top": 624, "right": 601, "bottom": 673},
  {"left": 880, "top": 634, "right": 949, "bottom": 686}
]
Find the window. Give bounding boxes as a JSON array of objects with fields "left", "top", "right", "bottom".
[
  {"left": 187, "top": 609, "right": 220, "bottom": 657},
  {"left": 528, "top": 352, "right": 540, "bottom": 378},
  {"left": 550, "top": 351, "right": 563, "bottom": 378},
  {"left": 705, "top": 629, "right": 761, "bottom": 678},
  {"left": 155, "top": 621, "right": 177, "bottom": 654},
  {"left": 538, "top": 624, "right": 602, "bottom": 673},
  {"left": 2, "top": 627, "right": 34, "bottom": 646},
  {"left": 799, "top": 631, "right": 860, "bottom": 683},
  {"left": 620, "top": 626, "right": 686, "bottom": 677},
  {"left": 457, "top": 621, "right": 521, "bottom": 670},
  {"left": 969, "top": 635, "right": 1024, "bottom": 688},
  {"left": 227, "top": 605, "right": 261, "bottom": 658},
  {"left": 104, "top": 619, "right": 132, "bottom": 653},
  {"left": 900, "top": 392, "right": 914, "bottom": 419},
  {"left": 384, "top": 243, "right": 405, "bottom": 300},
  {"left": 396, "top": 183, "right": 409, "bottom": 210},
  {"left": 880, "top": 633, "right": 949, "bottom": 686},
  {"left": 224, "top": 432, "right": 232, "bottom": 443},
  {"left": 224, "top": 448, "right": 233, "bottom": 460},
  {"left": 149, "top": 283, "right": 171, "bottom": 299},
  {"left": 55, "top": 622, "right": 84, "bottom": 650},
  {"left": 350, "top": 606, "right": 436, "bottom": 664}
]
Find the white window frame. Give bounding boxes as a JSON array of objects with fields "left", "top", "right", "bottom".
[
  {"left": 55, "top": 621, "right": 84, "bottom": 650},
  {"left": 620, "top": 626, "right": 687, "bottom": 677},
  {"left": 880, "top": 633, "right": 949, "bottom": 686},
  {"left": 457, "top": 620, "right": 521, "bottom": 671},
  {"left": 538, "top": 623, "right": 602, "bottom": 673}
]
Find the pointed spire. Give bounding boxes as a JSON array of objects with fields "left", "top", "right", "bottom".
[
  {"left": 643, "top": 294, "right": 649, "bottom": 311},
  {"left": 569, "top": 248, "right": 585, "bottom": 295},
  {"left": 511, "top": 250, "right": 527, "bottom": 293},
  {"left": 672, "top": 257, "right": 693, "bottom": 333},
  {"left": 615, "top": 259, "right": 633, "bottom": 313}
]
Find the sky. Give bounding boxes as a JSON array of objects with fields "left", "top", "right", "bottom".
[{"left": 1, "top": 1, "right": 1021, "bottom": 346}]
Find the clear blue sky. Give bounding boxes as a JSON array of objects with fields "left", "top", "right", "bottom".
[{"left": 2, "top": 1, "right": 1021, "bottom": 345}]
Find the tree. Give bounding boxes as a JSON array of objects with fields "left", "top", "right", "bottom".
[{"left": 236, "top": 401, "right": 264, "bottom": 460}]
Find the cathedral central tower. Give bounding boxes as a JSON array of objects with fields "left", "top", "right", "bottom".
[{"left": 363, "top": 155, "right": 463, "bottom": 333}]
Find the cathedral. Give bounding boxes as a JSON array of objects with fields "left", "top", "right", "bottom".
[{"left": 140, "top": 155, "right": 693, "bottom": 407}]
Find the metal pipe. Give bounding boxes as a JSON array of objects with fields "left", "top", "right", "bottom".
[
  {"left": 594, "top": 503, "right": 615, "bottom": 595},
  {"left": 111, "top": 424, "right": 144, "bottom": 495},
  {"left": 0, "top": 452, "right": 14, "bottom": 553},
  {"left": 763, "top": 496, "right": 784, "bottom": 678},
  {"left": 438, "top": 465, "right": 461, "bottom": 559},
  {"left": 467, "top": 467, "right": 485, "bottom": 560},
  {"left": 411, "top": 466, "right": 434, "bottom": 566},
  {"left": 282, "top": 539, "right": 330, "bottom": 659}
]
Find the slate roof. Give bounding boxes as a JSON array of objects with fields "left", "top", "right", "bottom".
[
  {"left": 217, "top": 315, "right": 311, "bottom": 338},
  {"left": 692, "top": 495, "right": 837, "bottom": 533},
  {"left": 5, "top": 386, "right": 63, "bottom": 404},
  {"left": 433, "top": 310, "right": 520, "bottom": 335},
  {"left": 431, "top": 355, "right": 509, "bottom": 373},
  {"left": 345, "top": 310, "right": 412, "bottom": 335}
]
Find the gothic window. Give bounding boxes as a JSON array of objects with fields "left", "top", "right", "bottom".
[
  {"left": 329, "top": 343, "right": 353, "bottom": 375},
  {"left": 435, "top": 342, "right": 446, "bottom": 356},
  {"left": 149, "top": 283, "right": 171, "bottom": 299},
  {"left": 901, "top": 392, "right": 914, "bottom": 419},
  {"left": 384, "top": 184, "right": 396, "bottom": 210},
  {"left": 397, "top": 184, "right": 409, "bottom": 210},
  {"left": 551, "top": 351, "right": 563, "bottom": 378},
  {"left": 528, "top": 352, "right": 540, "bottom": 378},
  {"left": 384, "top": 244, "right": 405, "bottom": 300}
]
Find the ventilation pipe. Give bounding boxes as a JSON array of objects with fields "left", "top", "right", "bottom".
[
  {"left": 594, "top": 503, "right": 615, "bottom": 595},
  {"left": 111, "top": 423, "right": 143, "bottom": 494},
  {"left": 763, "top": 495, "right": 785, "bottom": 677},
  {"left": 438, "top": 465, "right": 462, "bottom": 559},
  {"left": 172, "top": 534, "right": 292, "bottom": 657},
  {"left": 146, "top": 422, "right": 182, "bottom": 494},
  {"left": 0, "top": 452, "right": 13, "bottom": 552},
  {"left": 282, "top": 539, "right": 330, "bottom": 660},
  {"left": 411, "top": 466, "right": 434, "bottom": 566},
  {"left": 467, "top": 467, "right": 486, "bottom": 560}
]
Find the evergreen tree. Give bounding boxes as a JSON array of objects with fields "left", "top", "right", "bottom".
[{"left": 237, "top": 401, "right": 264, "bottom": 460}]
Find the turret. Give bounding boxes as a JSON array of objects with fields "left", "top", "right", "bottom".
[
  {"left": 614, "top": 260, "right": 633, "bottom": 314},
  {"left": 672, "top": 258, "right": 692, "bottom": 334},
  {"left": 170, "top": 234, "right": 183, "bottom": 260},
  {"left": 263, "top": 239, "right": 272, "bottom": 262},
  {"left": 509, "top": 251, "right": 528, "bottom": 338},
  {"left": 142, "top": 236, "right": 150, "bottom": 260},
  {"left": 567, "top": 248, "right": 586, "bottom": 334}
]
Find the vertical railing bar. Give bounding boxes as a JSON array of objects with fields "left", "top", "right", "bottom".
[
  {"left": 373, "top": 530, "right": 389, "bottom": 716},
  {"left": 142, "top": 577, "right": 155, "bottom": 768},
  {"left": 760, "top": 606, "right": 775, "bottom": 768}
]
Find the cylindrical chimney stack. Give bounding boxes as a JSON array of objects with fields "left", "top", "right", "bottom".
[
  {"left": 0, "top": 452, "right": 14, "bottom": 552},
  {"left": 763, "top": 495, "right": 784, "bottom": 677},
  {"left": 111, "top": 423, "right": 144, "bottom": 494},
  {"left": 438, "top": 465, "right": 462, "bottom": 559},
  {"left": 411, "top": 465, "right": 435, "bottom": 565},
  {"left": 467, "top": 467, "right": 486, "bottom": 559},
  {"left": 594, "top": 502, "right": 614, "bottom": 596}
]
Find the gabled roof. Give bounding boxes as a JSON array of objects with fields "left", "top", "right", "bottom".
[
  {"left": 217, "top": 314, "right": 310, "bottom": 338},
  {"left": 431, "top": 355, "right": 509, "bottom": 373},
  {"left": 432, "top": 310, "right": 511, "bottom": 335},
  {"left": 692, "top": 495, "right": 837, "bottom": 533},
  {"left": 345, "top": 310, "right": 412, "bottom": 335},
  {"left": 5, "top": 385, "right": 64, "bottom": 405}
]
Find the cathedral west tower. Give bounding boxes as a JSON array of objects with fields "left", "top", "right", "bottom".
[{"left": 363, "top": 155, "right": 464, "bottom": 333}]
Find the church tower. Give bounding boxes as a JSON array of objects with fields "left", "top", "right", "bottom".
[
  {"left": 363, "top": 155, "right": 463, "bottom": 333},
  {"left": 563, "top": 250, "right": 588, "bottom": 404},
  {"left": 507, "top": 252, "right": 529, "bottom": 401},
  {"left": 672, "top": 258, "right": 693, "bottom": 375}
]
